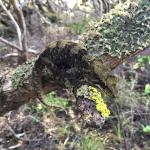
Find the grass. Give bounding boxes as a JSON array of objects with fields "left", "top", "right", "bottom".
[
  {"left": 46, "top": 92, "right": 69, "bottom": 109},
  {"left": 34, "top": 92, "right": 69, "bottom": 113},
  {"left": 77, "top": 135, "right": 103, "bottom": 150}
]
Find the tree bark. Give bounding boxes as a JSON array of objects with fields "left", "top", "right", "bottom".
[{"left": 0, "top": 59, "right": 63, "bottom": 116}]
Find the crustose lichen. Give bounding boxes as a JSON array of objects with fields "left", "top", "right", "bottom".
[
  {"left": 76, "top": 85, "right": 110, "bottom": 118},
  {"left": 88, "top": 86, "right": 110, "bottom": 118}
]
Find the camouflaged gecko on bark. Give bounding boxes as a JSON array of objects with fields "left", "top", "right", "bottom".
[{"left": 31, "top": 40, "right": 118, "bottom": 126}]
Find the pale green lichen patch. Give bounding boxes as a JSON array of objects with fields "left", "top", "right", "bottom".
[
  {"left": 83, "top": 0, "right": 150, "bottom": 58},
  {"left": 11, "top": 59, "right": 36, "bottom": 90}
]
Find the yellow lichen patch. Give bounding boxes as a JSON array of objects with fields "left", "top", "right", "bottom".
[{"left": 88, "top": 86, "right": 110, "bottom": 118}]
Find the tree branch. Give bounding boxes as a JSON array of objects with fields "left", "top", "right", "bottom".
[
  {"left": 0, "top": 0, "right": 22, "bottom": 50},
  {"left": 32, "top": 0, "right": 52, "bottom": 25},
  {"left": 11, "top": 0, "right": 28, "bottom": 59},
  {"left": 0, "top": 37, "right": 22, "bottom": 51},
  {"left": 0, "top": 37, "right": 38, "bottom": 56}
]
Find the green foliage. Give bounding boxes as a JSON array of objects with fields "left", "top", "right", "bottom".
[
  {"left": 34, "top": 92, "right": 68, "bottom": 113},
  {"left": 116, "top": 122, "right": 122, "bottom": 142},
  {"left": 35, "top": 103, "right": 48, "bottom": 113},
  {"left": 144, "top": 84, "right": 150, "bottom": 95},
  {"left": 137, "top": 56, "right": 150, "bottom": 64},
  {"left": 59, "top": 126, "right": 70, "bottom": 135},
  {"left": 46, "top": 92, "right": 68, "bottom": 109},
  {"left": 134, "top": 56, "right": 150, "bottom": 69},
  {"left": 68, "top": 18, "right": 90, "bottom": 35},
  {"left": 77, "top": 135, "right": 103, "bottom": 150},
  {"left": 83, "top": 0, "right": 150, "bottom": 58},
  {"left": 133, "top": 56, "right": 150, "bottom": 95},
  {"left": 142, "top": 125, "right": 150, "bottom": 134}
]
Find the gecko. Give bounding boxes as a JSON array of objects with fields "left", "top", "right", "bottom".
[{"left": 31, "top": 40, "right": 118, "bottom": 107}]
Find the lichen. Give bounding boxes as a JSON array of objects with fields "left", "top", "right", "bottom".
[
  {"left": 11, "top": 58, "right": 36, "bottom": 90},
  {"left": 82, "top": 0, "right": 150, "bottom": 58},
  {"left": 88, "top": 86, "right": 110, "bottom": 118},
  {"left": 76, "top": 85, "right": 110, "bottom": 118}
]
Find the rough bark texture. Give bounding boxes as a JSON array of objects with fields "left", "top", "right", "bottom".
[
  {"left": 0, "top": 0, "right": 149, "bottom": 116},
  {"left": 0, "top": 59, "right": 62, "bottom": 116}
]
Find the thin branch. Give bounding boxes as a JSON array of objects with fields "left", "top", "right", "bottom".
[
  {"left": 0, "top": 37, "right": 23, "bottom": 51},
  {"left": 32, "top": 0, "right": 51, "bottom": 25},
  {"left": 0, "top": 0, "right": 22, "bottom": 49},
  {"left": 2, "top": 53, "right": 19, "bottom": 59},
  {"left": 0, "top": 37, "right": 38, "bottom": 54},
  {"left": 11, "top": 0, "right": 28, "bottom": 59},
  {"left": 28, "top": 48, "right": 39, "bottom": 54}
]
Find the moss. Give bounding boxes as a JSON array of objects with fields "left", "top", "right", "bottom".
[
  {"left": 11, "top": 58, "right": 36, "bottom": 90},
  {"left": 83, "top": 0, "right": 150, "bottom": 58}
]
